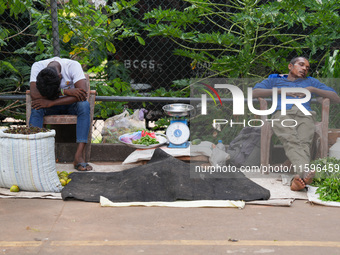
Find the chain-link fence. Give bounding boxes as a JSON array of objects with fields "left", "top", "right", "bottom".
[{"left": 1, "top": 0, "right": 339, "bottom": 145}]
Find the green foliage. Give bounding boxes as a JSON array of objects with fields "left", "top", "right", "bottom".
[
  {"left": 1, "top": 0, "right": 145, "bottom": 121},
  {"left": 87, "top": 59, "right": 137, "bottom": 119},
  {"left": 91, "top": 77, "right": 137, "bottom": 119},
  {"left": 105, "top": 60, "right": 131, "bottom": 82},
  {"left": 316, "top": 52, "right": 340, "bottom": 129},
  {"left": 47, "top": 0, "right": 143, "bottom": 67},
  {"left": 153, "top": 117, "right": 170, "bottom": 130},
  {"left": 0, "top": 0, "right": 28, "bottom": 17},
  {"left": 1, "top": 0, "right": 144, "bottom": 68},
  {"left": 144, "top": 0, "right": 340, "bottom": 78},
  {"left": 147, "top": 79, "right": 190, "bottom": 130},
  {"left": 310, "top": 157, "right": 340, "bottom": 202},
  {"left": 148, "top": 79, "right": 191, "bottom": 100},
  {"left": 317, "top": 50, "right": 340, "bottom": 78},
  {"left": 0, "top": 58, "right": 30, "bottom": 120},
  {"left": 0, "top": 59, "right": 29, "bottom": 92}
]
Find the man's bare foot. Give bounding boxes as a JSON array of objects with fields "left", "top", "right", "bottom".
[{"left": 290, "top": 175, "right": 306, "bottom": 191}]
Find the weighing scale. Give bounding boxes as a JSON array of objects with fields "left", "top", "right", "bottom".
[{"left": 162, "top": 104, "right": 194, "bottom": 148}]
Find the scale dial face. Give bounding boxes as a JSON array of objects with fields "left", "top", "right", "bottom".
[{"left": 166, "top": 122, "right": 190, "bottom": 145}]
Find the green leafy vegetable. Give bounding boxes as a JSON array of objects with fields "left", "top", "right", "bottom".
[
  {"left": 310, "top": 157, "right": 340, "bottom": 202},
  {"left": 132, "top": 136, "right": 159, "bottom": 146}
]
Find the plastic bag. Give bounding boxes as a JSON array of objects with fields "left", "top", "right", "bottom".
[
  {"left": 119, "top": 131, "right": 142, "bottom": 144},
  {"left": 102, "top": 109, "right": 146, "bottom": 143}
]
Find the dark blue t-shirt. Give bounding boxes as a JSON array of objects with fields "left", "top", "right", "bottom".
[{"left": 253, "top": 74, "right": 336, "bottom": 111}]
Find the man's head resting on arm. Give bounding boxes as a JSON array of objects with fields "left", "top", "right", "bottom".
[{"left": 36, "top": 61, "right": 62, "bottom": 100}]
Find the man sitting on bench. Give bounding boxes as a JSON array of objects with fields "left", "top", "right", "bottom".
[
  {"left": 253, "top": 57, "right": 340, "bottom": 191},
  {"left": 29, "top": 57, "right": 93, "bottom": 171}
]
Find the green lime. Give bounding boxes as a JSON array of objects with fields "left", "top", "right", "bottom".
[
  {"left": 60, "top": 179, "right": 67, "bottom": 186},
  {"left": 10, "top": 185, "right": 20, "bottom": 192},
  {"left": 191, "top": 139, "right": 201, "bottom": 145}
]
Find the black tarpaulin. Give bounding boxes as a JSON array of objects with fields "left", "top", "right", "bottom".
[{"left": 61, "top": 148, "right": 270, "bottom": 202}]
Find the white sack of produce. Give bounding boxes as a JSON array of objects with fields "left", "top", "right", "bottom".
[{"left": 0, "top": 128, "right": 62, "bottom": 193}]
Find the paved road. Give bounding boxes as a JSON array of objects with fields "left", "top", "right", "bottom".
[{"left": 1, "top": 199, "right": 340, "bottom": 254}]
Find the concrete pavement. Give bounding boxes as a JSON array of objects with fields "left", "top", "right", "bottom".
[{"left": 1, "top": 198, "right": 340, "bottom": 255}]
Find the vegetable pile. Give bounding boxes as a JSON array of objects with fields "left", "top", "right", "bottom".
[
  {"left": 132, "top": 130, "right": 159, "bottom": 146},
  {"left": 119, "top": 130, "right": 159, "bottom": 146},
  {"left": 4, "top": 126, "right": 50, "bottom": 135},
  {"left": 310, "top": 157, "right": 340, "bottom": 202},
  {"left": 57, "top": 171, "right": 72, "bottom": 187}
]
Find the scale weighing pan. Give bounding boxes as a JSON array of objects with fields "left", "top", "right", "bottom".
[{"left": 162, "top": 104, "right": 194, "bottom": 117}]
